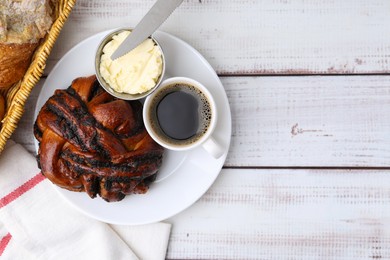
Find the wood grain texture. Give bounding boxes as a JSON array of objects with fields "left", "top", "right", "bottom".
[
  {"left": 13, "top": 75, "right": 390, "bottom": 167},
  {"left": 45, "top": 0, "right": 390, "bottom": 75},
  {"left": 225, "top": 75, "right": 390, "bottom": 167},
  {"left": 166, "top": 169, "right": 390, "bottom": 259}
]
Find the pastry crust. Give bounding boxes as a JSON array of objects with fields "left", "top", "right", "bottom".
[
  {"left": 0, "top": 0, "right": 55, "bottom": 90},
  {"left": 0, "top": 42, "right": 39, "bottom": 89},
  {"left": 0, "top": 94, "right": 5, "bottom": 121},
  {"left": 34, "top": 76, "right": 165, "bottom": 202},
  {"left": 0, "top": 0, "right": 54, "bottom": 44}
]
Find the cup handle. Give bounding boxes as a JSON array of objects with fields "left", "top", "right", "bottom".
[{"left": 202, "top": 136, "right": 224, "bottom": 159}]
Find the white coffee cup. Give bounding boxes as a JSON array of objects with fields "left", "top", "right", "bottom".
[{"left": 143, "top": 77, "right": 224, "bottom": 158}]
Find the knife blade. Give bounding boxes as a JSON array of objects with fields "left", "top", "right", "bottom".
[{"left": 111, "top": 0, "right": 184, "bottom": 60}]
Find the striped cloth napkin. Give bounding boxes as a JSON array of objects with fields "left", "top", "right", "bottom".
[{"left": 0, "top": 141, "right": 171, "bottom": 260}]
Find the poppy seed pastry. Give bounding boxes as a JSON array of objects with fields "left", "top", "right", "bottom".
[
  {"left": 0, "top": 0, "right": 55, "bottom": 89},
  {"left": 34, "top": 75, "right": 165, "bottom": 202}
]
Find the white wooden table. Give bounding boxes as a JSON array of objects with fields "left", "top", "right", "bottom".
[{"left": 12, "top": 0, "right": 390, "bottom": 259}]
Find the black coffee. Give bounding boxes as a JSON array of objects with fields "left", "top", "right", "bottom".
[
  {"left": 149, "top": 83, "right": 212, "bottom": 145},
  {"left": 157, "top": 91, "right": 199, "bottom": 140}
]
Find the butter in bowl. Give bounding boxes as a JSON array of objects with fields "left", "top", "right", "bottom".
[{"left": 95, "top": 28, "right": 165, "bottom": 100}]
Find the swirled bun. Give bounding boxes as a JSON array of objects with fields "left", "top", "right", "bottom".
[{"left": 34, "top": 75, "right": 164, "bottom": 202}]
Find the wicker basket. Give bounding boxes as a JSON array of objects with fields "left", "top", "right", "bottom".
[{"left": 0, "top": 0, "right": 76, "bottom": 153}]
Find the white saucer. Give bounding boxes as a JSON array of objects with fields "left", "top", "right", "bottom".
[{"left": 34, "top": 30, "right": 232, "bottom": 225}]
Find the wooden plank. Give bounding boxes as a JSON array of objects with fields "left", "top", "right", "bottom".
[
  {"left": 224, "top": 75, "right": 390, "bottom": 167},
  {"left": 166, "top": 168, "right": 390, "bottom": 259},
  {"left": 13, "top": 75, "right": 390, "bottom": 167},
  {"left": 47, "top": 0, "right": 390, "bottom": 75}
]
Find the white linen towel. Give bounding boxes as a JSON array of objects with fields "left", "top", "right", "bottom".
[{"left": 0, "top": 141, "right": 171, "bottom": 259}]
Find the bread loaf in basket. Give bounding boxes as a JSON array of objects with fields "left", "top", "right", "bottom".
[{"left": 0, "top": 0, "right": 76, "bottom": 153}]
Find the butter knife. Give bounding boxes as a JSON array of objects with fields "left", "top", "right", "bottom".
[{"left": 111, "top": 0, "right": 184, "bottom": 60}]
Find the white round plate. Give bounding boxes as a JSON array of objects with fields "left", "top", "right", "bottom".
[{"left": 34, "top": 30, "right": 231, "bottom": 225}]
